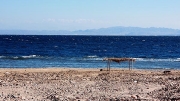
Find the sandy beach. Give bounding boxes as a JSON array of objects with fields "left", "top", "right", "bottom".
[{"left": 0, "top": 68, "right": 180, "bottom": 101}]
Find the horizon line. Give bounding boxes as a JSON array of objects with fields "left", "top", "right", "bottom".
[{"left": 0, "top": 26, "right": 180, "bottom": 31}]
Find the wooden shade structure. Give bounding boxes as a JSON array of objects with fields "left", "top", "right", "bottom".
[{"left": 103, "top": 58, "right": 135, "bottom": 71}]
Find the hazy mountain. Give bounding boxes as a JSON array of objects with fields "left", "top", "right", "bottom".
[
  {"left": 73, "top": 27, "right": 180, "bottom": 36},
  {"left": 0, "top": 26, "right": 180, "bottom": 35}
]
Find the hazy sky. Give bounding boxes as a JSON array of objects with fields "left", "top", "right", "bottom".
[{"left": 0, "top": 0, "right": 180, "bottom": 30}]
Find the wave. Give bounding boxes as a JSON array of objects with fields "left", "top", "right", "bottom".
[
  {"left": 86, "top": 55, "right": 98, "bottom": 58},
  {"left": 1, "top": 55, "right": 180, "bottom": 62},
  {"left": 134, "top": 58, "right": 180, "bottom": 62},
  {"left": 0, "top": 55, "right": 40, "bottom": 60},
  {"left": 21, "top": 55, "right": 37, "bottom": 58},
  {"left": 82, "top": 57, "right": 180, "bottom": 62}
]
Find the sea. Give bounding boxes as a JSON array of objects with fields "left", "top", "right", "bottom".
[{"left": 0, "top": 35, "right": 180, "bottom": 69}]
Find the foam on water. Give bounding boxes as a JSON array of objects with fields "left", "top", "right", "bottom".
[
  {"left": 21, "top": 55, "right": 37, "bottom": 58},
  {"left": 135, "top": 58, "right": 180, "bottom": 62}
]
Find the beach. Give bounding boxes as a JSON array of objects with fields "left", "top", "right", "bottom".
[{"left": 0, "top": 68, "right": 180, "bottom": 101}]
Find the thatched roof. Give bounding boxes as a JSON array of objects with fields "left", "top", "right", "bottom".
[{"left": 103, "top": 58, "right": 135, "bottom": 63}]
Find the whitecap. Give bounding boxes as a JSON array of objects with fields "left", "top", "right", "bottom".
[
  {"left": 13, "top": 56, "right": 19, "bottom": 59},
  {"left": 21, "top": 55, "right": 37, "bottom": 59},
  {"left": 87, "top": 55, "right": 98, "bottom": 58},
  {"left": 0, "top": 56, "right": 6, "bottom": 58}
]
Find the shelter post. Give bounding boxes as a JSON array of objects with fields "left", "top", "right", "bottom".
[
  {"left": 129, "top": 60, "right": 130, "bottom": 70},
  {"left": 131, "top": 59, "right": 134, "bottom": 70},
  {"left": 107, "top": 60, "right": 111, "bottom": 71}
]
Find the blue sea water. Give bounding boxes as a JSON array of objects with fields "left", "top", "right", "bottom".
[{"left": 0, "top": 35, "right": 180, "bottom": 69}]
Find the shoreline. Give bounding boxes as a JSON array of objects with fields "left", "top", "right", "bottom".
[{"left": 0, "top": 67, "right": 179, "bottom": 72}]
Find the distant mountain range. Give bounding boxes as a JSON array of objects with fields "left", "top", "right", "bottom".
[{"left": 0, "top": 26, "right": 180, "bottom": 36}]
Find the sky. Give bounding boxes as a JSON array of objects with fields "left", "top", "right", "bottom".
[{"left": 0, "top": 0, "right": 180, "bottom": 31}]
